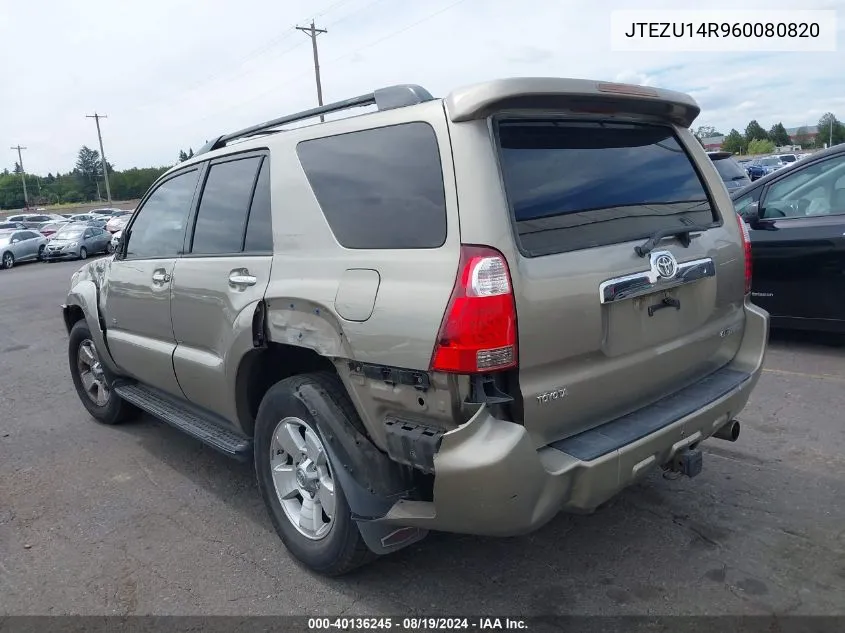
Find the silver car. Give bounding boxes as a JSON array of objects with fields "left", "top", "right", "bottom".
[
  {"left": 0, "top": 229, "right": 49, "bottom": 269},
  {"left": 43, "top": 224, "right": 112, "bottom": 261}
]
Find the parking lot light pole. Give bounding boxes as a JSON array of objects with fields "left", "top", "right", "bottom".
[
  {"left": 86, "top": 112, "right": 112, "bottom": 204},
  {"left": 10, "top": 145, "right": 28, "bottom": 208}
]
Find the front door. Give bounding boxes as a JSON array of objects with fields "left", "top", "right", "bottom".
[
  {"left": 749, "top": 153, "right": 845, "bottom": 325},
  {"left": 170, "top": 154, "right": 273, "bottom": 424},
  {"left": 101, "top": 167, "right": 201, "bottom": 396}
]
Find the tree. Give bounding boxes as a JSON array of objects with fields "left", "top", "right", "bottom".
[
  {"left": 745, "top": 120, "right": 768, "bottom": 144},
  {"left": 188, "top": 148, "right": 194, "bottom": 158},
  {"left": 748, "top": 138, "right": 775, "bottom": 155},
  {"left": 13, "top": 162, "right": 22, "bottom": 174},
  {"left": 721, "top": 129, "right": 745, "bottom": 154},
  {"left": 816, "top": 112, "right": 845, "bottom": 147},
  {"left": 695, "top": 125, "right": 723, "bottom": 140},
  {"left": 768, "top": 123, "right": 791, "bottom": 147},
  {"left": 178, "top": 150, "right": 188, "bottom": 163},
  {"left": 75, "top": 146, "right": 102, "bottom": 180},
  {"left": 2, "top": 168, "right": 9, "bottom": 176}
]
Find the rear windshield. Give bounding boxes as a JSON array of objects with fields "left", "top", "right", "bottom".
[
  {"left": 779, "top": 154, "right": 796, "bottom": 163},
  {"left": 710, "top": 156, "right": 749, "bottom": 182},
  {"left": 496, "top": 120, "right": 717, "bottom": 256},
  {"left": 757, "top": 157, "right": 781, "bottom": 166}
]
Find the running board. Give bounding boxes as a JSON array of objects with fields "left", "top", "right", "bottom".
[{"left": 113, "top": 382, "right": 253, "bottom": 460}]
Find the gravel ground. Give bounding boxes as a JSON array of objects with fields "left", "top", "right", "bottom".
[{"left": 1, "top": 257, "right": 843, "bottom": 617}]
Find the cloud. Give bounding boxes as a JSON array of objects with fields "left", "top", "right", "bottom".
[{"left": 1, "top": 0, "right": 842, "bottom": 173}]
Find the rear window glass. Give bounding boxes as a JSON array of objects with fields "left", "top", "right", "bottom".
[
  {"left": 710, "top": 156, "right": 748, "bottom": 182},
  {"left": 496, "top": 120, "right": 717, "bottom": 256},
  {"left": 297, "top": 122, "right": 446, "bottom": 249}
]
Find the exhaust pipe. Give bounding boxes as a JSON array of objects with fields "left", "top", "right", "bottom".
[{"left": 713, "top": 419, "right": 741, "bottom": 442}]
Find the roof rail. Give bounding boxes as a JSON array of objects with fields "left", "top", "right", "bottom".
[{"left": 195, "top": 84, "right": 435, "bottom": 156}]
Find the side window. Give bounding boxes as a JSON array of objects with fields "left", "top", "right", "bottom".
[
  {"left": 23, "top": 231, "right": 39, "bottom": 239},
  {"left": 11, "top": 232, "right": 23, "bottom": 242},
  {"left": 191, "top": 157, "right": 262, "bottom": 255},
  {"left": 84, "top": 229, "right": 93, "bottom": 238},
  {"left": 762, "top": 155, "right": 845, "bottom": 218},
  {"left": 733, "top": 189, "right": 761, "bottom": 215},
  {"left": 297, "top": 122, "right": 447, "bottom": 249},
  {"left": 124, "top": 169, "right": 199, "bottom": 260},
  {"left": 243, "top": 158, "right": 272, "bottom": 253}
]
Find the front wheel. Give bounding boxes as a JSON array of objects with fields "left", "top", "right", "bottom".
[
  {"left": 37, "top": 244, "right": 46, "bottom": 261},
  {"left": 2, "top": 251, "right": 14, "bottom": 269},
  {"left": 79, "top": 247, "right": 88, "bottom": 260},
  {"left": 254, "top": 373, "right": 374, "bottom": 576},
  {"left": 68, "top": 320, "right": 136, "bottom": 425}
]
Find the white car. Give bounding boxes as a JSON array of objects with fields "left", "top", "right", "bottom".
[{"left": 111, "top": 229, "right": 122, "bottom": 251}]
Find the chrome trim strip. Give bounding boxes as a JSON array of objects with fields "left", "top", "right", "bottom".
[{"left": 599, "top": 257, "right": 715, "bottom": 304}]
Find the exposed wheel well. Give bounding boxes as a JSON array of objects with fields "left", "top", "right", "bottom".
[
  {"left": 235, "top": 342, "right": 339, "bottom": 437},
  {"left": 63, "top": 305, "right": 86, "bottom": 334}
]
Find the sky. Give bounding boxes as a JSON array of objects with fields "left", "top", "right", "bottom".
[{"left": 1, "top": 0, "right": 843, "bottom": 175}]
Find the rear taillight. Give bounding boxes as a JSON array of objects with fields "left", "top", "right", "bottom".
[
  {"left": 735, "top": 213, "right": 752, "bottom": 294},
  {"left": 430, "top": 245, "right": 518, "bottom": 374}
]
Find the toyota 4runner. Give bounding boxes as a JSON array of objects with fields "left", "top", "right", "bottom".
[{"left": 62, "top": 77, "right": 769, "bottom": 575}]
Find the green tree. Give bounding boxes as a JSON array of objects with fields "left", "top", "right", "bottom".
[
  {"left": 748, "top": 138, "right": 775, "bottom": 155},
  {"left": 816, "top": 112, "right": 845, "bottom": 147},
  {"left": 768, "top": 123, "right": 791, "bottom": 147},
  {"left": 695, "top": 125, "right": 723, "bottom": 140},
  {"left": 187, "top": 148, "right": 194, "bottom": 158},
  {"left": 721, "top": 129, "right": 745, "bottom": 154},
  {"left": 745, "top": 120, "right": 768, "bottom": 144},
  {"left": 178, "top": 150, "right": 188, "bottom": 163},
  {"left": 13, "top": 162, "right": 22, "bottom": 174}
]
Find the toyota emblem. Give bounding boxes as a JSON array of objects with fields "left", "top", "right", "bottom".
[{"left": 652, "top": 252, "right": 678, "bottom": 279}]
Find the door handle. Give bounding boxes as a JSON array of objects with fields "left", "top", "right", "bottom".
[
  {"left": 229, "top": 270, "right": 257, "bottom": 287},
  {"left": 151, "top": 269, "right": 171, "bottom": 284}
]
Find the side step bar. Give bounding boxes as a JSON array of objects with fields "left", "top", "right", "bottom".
[{"left": 113, "top": 382, "right": 253, "bottom": 461}]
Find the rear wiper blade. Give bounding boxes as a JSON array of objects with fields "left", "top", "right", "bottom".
[{"left": 634, "top": 224, "right": 712, "bottom": 257}]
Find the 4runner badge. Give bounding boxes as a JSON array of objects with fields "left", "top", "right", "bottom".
[{"left": 537, "top": 388, "right": 567, "bottom": 404}]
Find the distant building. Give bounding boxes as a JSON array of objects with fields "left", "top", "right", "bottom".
[
  {"left": 786, "top": 125, "right": 819, "bottom": 146},
  {"left": 701, "top": 135, "right": 725, "bottom": 150}
]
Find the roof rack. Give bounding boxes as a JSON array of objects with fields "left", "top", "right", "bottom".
[{"left": 195, "top": 84, "right": 435, "bottom": 156}]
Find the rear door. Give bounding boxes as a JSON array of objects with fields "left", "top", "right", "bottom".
[
  {"left": 747, "top": 152, "right": 845, "bottom": 324},
  {"left": 482, "top": 118, "right": 746, "bottom": 446},
  {"left": 170, "top": 153, "right": 273, "bottom": 424}
]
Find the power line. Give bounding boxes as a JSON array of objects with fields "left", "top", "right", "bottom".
[
  {"left": 10, "top": 145, "right": 28, "bottom": 208},
  {"left": 86, "top": 113, "right": 112, "bottom": 204},
  {"left": 296, "top": 21, "right": 328, "bottom": 121}
]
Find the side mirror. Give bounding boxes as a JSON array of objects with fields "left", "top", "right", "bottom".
[
  {"left": 11, "top": 238, "right": 19, "bottom": 244},
  {"left": 740, "top": 201, "right": 761, "bottom": 225}
]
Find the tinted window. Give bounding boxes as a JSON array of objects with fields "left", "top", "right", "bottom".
[
  {"left": 497, "top": 120, "right": 716, "bottom": 256},
  {"left": 243, "top": 159, "right": 273, "bottom": 253},
  {"left": 125, "top": 170, "right": 199, "bottom": 259},
  {"left": 297, "top": 122, "right": 446, "bottom": 249},
  {"left": 711, "top": 157, "right": 748, "bottom": 182},
  {"left": 22, "top": 231, "right": 39, "bottom": 239},
  {"left": 191, "top": 157, "right": 262, "bottom": 254}
]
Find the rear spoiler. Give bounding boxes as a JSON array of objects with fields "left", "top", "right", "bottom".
[
  {"left": 445, "top": 77, "right": 700, "bottom": 128},
  {"left": 707, "top": 151, "right": 733, "bottom": 160}
]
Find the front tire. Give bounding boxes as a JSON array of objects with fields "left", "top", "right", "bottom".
[
  {"left": 79, "top": 247, "right": 88, "bottom": 260},
  {"left": 254, "top": 373, "right": 374, "bottom": 576},
  {"left": 2, "top": 251, "right": 13, "bottom": 269},
  {"left": 37, "top": 244, "right": 45, "bottom": 261},
  {"left": 68, "top": 320, "right": 136, "bottom": 425}
]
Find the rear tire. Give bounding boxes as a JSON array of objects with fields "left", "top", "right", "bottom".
[
  {"left": 68, "top": 320, "right": 137, "bottom": 425},
  {"left": 254, "top": 372, "right": 375, "bottom": 576},
  {"left": 37, "top": 244, "right": 45, "bottom": 261},
  {"left": 2, "top": 251, "right": 13, "bottom": 269}
]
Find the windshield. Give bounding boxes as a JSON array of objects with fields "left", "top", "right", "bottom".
[
  {"left": 497, "top": 120, "right": 717, "bottom": 256},
  {"left": 56, "top": 229, "right": 85, "bottom": 239},
  {"left": 779, "top": 155, "right": 797, "bottom": 163},
  {"left": 711, "top": 156, "right": 748, "bottom": 181},
  {"left": 758, "top": 157, "right": 781, "bottom": 166}
]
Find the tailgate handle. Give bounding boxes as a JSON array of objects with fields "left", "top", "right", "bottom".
[{"left": 648, "top": 297, "right": 681, "bottom": 317}]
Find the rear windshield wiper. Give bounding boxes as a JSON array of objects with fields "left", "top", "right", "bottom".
[{"left": 634, "top": 224, "right": 712, "bottom": 257}]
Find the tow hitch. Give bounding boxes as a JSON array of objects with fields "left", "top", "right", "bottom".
[{"left": 667, "top": 447, "right": 703, "bottom": 478}]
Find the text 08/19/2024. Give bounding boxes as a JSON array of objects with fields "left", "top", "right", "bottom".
[{"left": 610, "top": 10, "right": 837, "bottom": 52}]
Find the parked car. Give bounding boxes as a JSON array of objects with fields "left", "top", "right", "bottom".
[
  {"left": 732, "top": 141, "right": 845, "bottom": 332},
  {"left": 40, "top": 221, "right": 70, "bottom": 238},
  {"left": 90, "top": 207, "right": 124, "bottom": 216},
  {"left": 62, "top": 78, "right": 767, "bottom": 575},
  {"left": 0, "top": 229, "right": 48, "bottom": 269},
  {"left": 777, "top": 153, "right": 798, "bottom": 165},
  {"left": 0, "top": 222, "right": 26, "bottom": 230},
  {"left": 67, "top": 213, "right": 97, "bottom": 223},
  {"left": 745, "top": 162, "right": 767, "bottom": 181},
  {"left": 5, "top": 213, "right": 66, "bottom": 229},
  {"left": 85, "top": 217, "right": 110, "bottom": 229},
  {"left": 105, "top": 211, "right": 133, "bottom": 233},
  {"left": 751, "top": 156, "right": 786, "bottom": 177},
  {"left": 707, "top": 151, "right": 752, "bottom": 192},
  {"left": 43, "top": 223, "right": 112, "bottom": 261}
]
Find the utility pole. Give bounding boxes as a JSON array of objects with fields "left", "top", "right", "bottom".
[
  {"left": 86, "top": 112, "right": 112, "bottom": 204},
  {"left": 830, "top": 118, "right": 834, "bottom": 148},
  {"left": 296, "top": 21, "right": 328, "bottom": 121},
  {"left": 10, "top": 145, "right": 28, "bottom": 209}
]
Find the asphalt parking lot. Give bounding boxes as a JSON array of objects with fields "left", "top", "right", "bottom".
[{"left": 1, "top": 257, "right": 843, "bottom": 617}]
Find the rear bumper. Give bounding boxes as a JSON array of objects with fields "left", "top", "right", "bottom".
[{"left": 377, "top": 301, "right": 769, "bottom": 536}]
